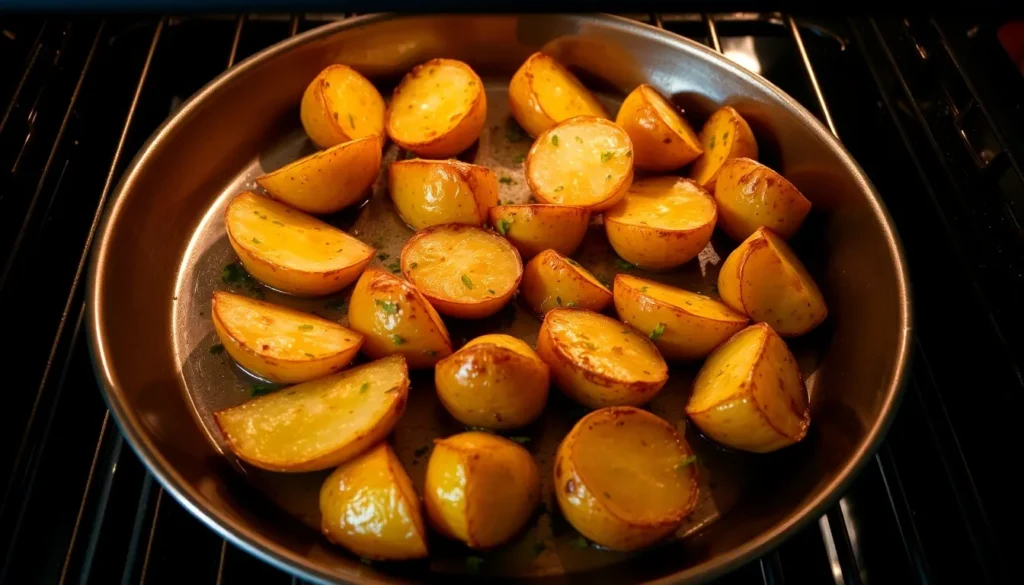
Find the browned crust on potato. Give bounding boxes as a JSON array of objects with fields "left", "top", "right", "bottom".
[{"left": 613, "top": 275, "right": 745, "bottom": 326}]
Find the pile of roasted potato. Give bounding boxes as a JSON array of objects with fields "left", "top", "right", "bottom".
[{"left": 208, "top": 52, "right": 827, "bottom": 563}]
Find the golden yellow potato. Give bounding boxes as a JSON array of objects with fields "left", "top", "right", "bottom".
[
  {"left": 508, "top": 52, "right": 610, "bottom": 138},
  {"left": 714, "top": 157, "right": 812, "bottom": 241},
  {"left": 401, "top": 224, "right": 522, "bottom": 319},
  {"left": 386, "top": 59, "right": 486, "bottom": 158},
  {"left": 435, "top": 334, "right": 550, "bottom": 429},
  {"left": 718, "top": 227, "right": 827, "bottom": 336},
  {"left": 319, "top": 443, "right": 428, "bottom": 560},
  {"left": 555, "top": 407, "right": 699, "bottom": 551},
  {"left": 347, "top": 268, "right": 453, "bottom": 369},
  {"left": 225, "top": 192, "right": 374, "bottom": 296},
  {"left": 388, "top": 158, "right": 498, "bottom": 230},
  {"left": 689, "top": 106, "right": 758, "bottom": 189},
  {"left": 615, "top": 84, "right": 702, "bottom": 171},
  {"left": 520, "top": 249, "right": 611, "bottom": 316},
  {"left": 685, "top": 323, "right": 809, "bottom": 452},
  {"left": 424, "top": 432, "right": 540, "bottom": 549},
  {"left": 525, "top": 116, "right": 633, "bottom": 212},
  {"left": 300, "top": 64, "right": 386, "bottom": 149},
  {"left": 604, "top": 176, "right": 717, "bottom": 270},
  {"left": 488, "top": 204, "right": 590, "bottom": 259},
  {"left": 536, "top": 309, "right": 668, "bottom": 408},
  {"left": 215, "top": 355, "right": 409, "bottom": 472}
]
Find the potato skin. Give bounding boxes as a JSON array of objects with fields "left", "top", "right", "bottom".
[
  {"left": 615, "top": 84, "right": 702, "bottom": 171},
  {"left": 508, "top": 52, "right": 610, "bottom": 138},
  {"left": 714, "top": 157, "right": 811, "bottom": 241},
  {"left": 689, "top": 106, "right": 759, "bottom": 190},
  {"left": 388, "top": 158, "right": 498, "bottom": 230},
  {"left": 520, "top": 249, "right": 612, "bottom": 316},
  {"left": 488, "top": 204, "right": 591, "bottom": 259},
  {"left": 300, "top": 64, "right": 386, "bottom": 149}
]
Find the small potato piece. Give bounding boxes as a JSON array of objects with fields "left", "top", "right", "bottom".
[
  {"left": 388, "top": 158, "right": 498, "bottom": 230},
  {"left": 525, "top": 117, "right": 634, "bottom": 212},
  {"left": 386, "top": 59, "right": 486, "bottom": 158},
  {"left": 215, "top": 355, "right": 409, "bottom": 472},
  {"left": 435, "top": 334, "right": 550, "bottom": 429},
  {"left": 555, "top": 407, "right": 699, "bottom": 551},
  {"left": 347, "top": 268, "right": 453, "bottom": 369},
  {"left": 520, "top": 249, "right": 611, "bottom": 316},
  {"left": 301, "top": 64, "right": 386, "bottom": 149},
  {"left": 212, "top": 291, "right": 363, "bottom": 384},
  {"left": 714, "top": 157, "right": 811, "bottom": 241},
  {"left": 508, "top": 52, "right": 610, "bottom": 138},
  {"left": 718, "top": 227, "right": 827, "bottom": 336},
  {"left": 225, "top": 192, "right": 374, "bottom": 296},
  {"left": 489, "top": 204, "right": 590, "bottom": 259},
  {"left": 536, "top": 309, "right": 668, "bottom": 408},
  {"left": 319, "top": 443, "right": 428, "bottom": 560},
  {"left": 401, "top": 224, "right": 522, "bottom": 319},
  {"left": 613, "top": 275, "right": 748, "bottom": 360},
  {"left": 604, "top": 177, "right": 717, "bottom": 270},
  {"left": 424, "top": 432, "right": 540, "bottom": 549},
  {"left": 689, "top": 106, "right": 758, "bottom": 189},
  {"left": 685, "top": 323, "right": 809, "bottom": 453},
  {"left": 615, "top": 85, "right": 702, "bottom": 171}
]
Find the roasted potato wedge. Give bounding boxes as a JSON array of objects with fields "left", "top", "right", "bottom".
[
  {"left": 689, "top": 106, "right": 758, "bottom": 189},
  {"left": 615, "top": 84, "right": 702, "bottom": 171},
  {"left": 424, "top": 432, "right": 540, "bottom": 549},
  {"left": 301, "top": 64, "right": 386, "bottom": 149},
  {"left": 508, "top": 52, "right": 610, "bottom": 138},
  {"left": 215, "top": 355, "right": 409, "bottom": 472},
  {"left": 435, "top": 334, "right": 550, "bottom": 429},
  {"left": 536, "top": 309, "right": 668, "bottom": 408},
  {"left": 520, "top": 249, "right": 612, "bottom": 316},
  {"left": 347, "top": 268, "right": 453, "bottom": 368},
  {"left": 604, "top": 176, "right": 717, "bottom": 270},
  {"left": 555, "top": 407, "right": 699, "bottom": 551},
  {"left": 401, "top": 224, "right": 522, "bottom": 319},
  {"left": 388, "top": 158, "right": 498, "bottom": 230},
  {"left": 488, "top": 204, "right": 590, "bottom": 259},
  {"left": 718, "top": 227, "right": 827, "bottom": 336},
  {"left": 685, "top": 323, "right": 809, "bottom": 452},
  {"left": 525, "top": 116, "right": 634, "bottom": 211},
  {"left": 319, "top": 443, "right": 428, "bottom": 560},
  {"left": 386, "top": 59, "right": 486, "bottom": 158},
  {"left": 225, "top": 192, "right": 374, "bottom": 296},
  {"left": 714, "top": 157, "right": 811, "bottom": 241}
]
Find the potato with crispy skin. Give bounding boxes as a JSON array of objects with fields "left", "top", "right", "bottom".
[
  {"left": 520, "top": 249, "right": 611, "bottom": 316},
  {"left": 489, "top": 204, "right": 590, "bottom": 259},
  {"left": 301, "top": 64, "right": 386, "bottom": 149},
  {"left": 615, "top": 84, "right": 703, "bottom": 171},
  {"left": 508, "top": 52, "right": 610, "bottom": 138},
  {"left": 689, "top": 106, "right": 758, "bottom": 189},
  {"left": 388, "top": 158, "right": 498, "bottom": 230},
  {"left": 714, "top": 157, "right": 811, "bottom": 241}
]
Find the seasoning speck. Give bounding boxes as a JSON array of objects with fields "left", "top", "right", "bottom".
[
  {"left": 650, "top": 323, "right": 666, "bottom": 341},
  {"left": 461, "top": 274, "right": 474, "bottom": 289}
]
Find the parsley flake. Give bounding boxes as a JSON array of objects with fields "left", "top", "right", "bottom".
[
  {"left": 507, "top": 436, "right": 531, "bottom": 444},
  {"left": 461, "top": 274, "right": 474, "bottom": 289},
  {"left": 514, "top": 154, "right": 526, "bottom": 163},
  {"left": 499, "top": 176, "right": 515, "bottom": 185},
  {"left": 551, "top": 135, "right": 559, "bottom": 146},
  {"left": 584, "top": 342, "right": 597, "bottom": 350},
  {"left": 360, "top": 382, "right": 370, "bottom": 394},
  {"left": 675, "top": 454, "right": 698, "bottom": 471},
  {"left": 488, "top": 289, "right": 496, "bottom": 295},
  {"left": 324, "top": 299, "right": 348, "bottom": 312},
  {"left": 613, "top": 257, "right": 635, "bottom": 270},
  {"left": 565, "top": 300, "right": 578, "bottom": 307},
  {"left": 639, "top": 286, "right": 649, "bottom": 293},
  {"left": 497, "top": 218, "right": 512, "bottom": 235},
  {"left": 650, "top": 322, "right": 666, "bottom": 341},
  {"left": 251, "top": 237, "right": 262, "bottom": 244},
  {"left": 574, "top": 136, "right": 583, "bottom": 144},
  {"left": 375, "top": 299, "right": 399, "bottom": 314},
  {"left": 554, "top": 185, "right": 564, "bottom": 192},
  {"left": 251, "top": 384, "right": 276, "bottom": 397},
  {"left": 298, "top": 324, "right": 314, "bottom": 331},
  {"left": 600, "top": 151, "right": 614, "bottom": 162},
  {"left": 390, "top": 334, "right": 405, "bottom": 345},
  {"left": 377, "top": 252, "right": 389, "bottom": 261},
  {"left": 387, "top": 261, "right": 401, "bottom": 273},
  {"left": 505, "top": 118, "right": 527, "bottom": 142}
]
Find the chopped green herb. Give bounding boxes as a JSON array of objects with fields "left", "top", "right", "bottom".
[
  {"left": 325, "top": 299, "right": 348, "bottom": 312},
  {"left": 606, "top": 174, "right": 612, "bottom": 181},
  {"left": 600, "top": 151, "right": 614, "bottom": 162},
  {"left": 209, "top": 344, "right": 225, "bottom": 355},
  {"left": 461, "top": 274, "right": 474, "bottom": 289},
  {"left": 505, "top": 117, "right": 527, "bottom": 142},
  {"left": 499, "top": 176, "right": 515, "bottom": 185},
  {"left": 272, "top": 220, "right": 284, "bottom": 226},
  {"left": 298, "top": 324, "right": 314, "bottom": 331},
  {"left": 613, "top": 257, "right": 635, "bottom": 270},
  {"left": 575, "top": 136, "right": 583, "bottom": 144},
  {"left": 675, "top": 454, "right": 698, "bottom": 471},
  {"left": 709, "top": 134, "right": 717, "bottom": 149},
  {"left": 375, "top": 299, "right": 399, "bottom": 314},
  {"left": 497, "top": 218, "right": 512, "bottom": 235},
  {"left": 532, "top": 542, "right": 547, "bottom": 556},
  {"left": 596, "top": 274, "right": 612, "bottom": 287},
  {"left": 722, "top": 131, "right": 730, "bottom": 141},
  {"left": 585, "top": 342, "right": 597, "bottom": 350},
  {"left": 554, "top": 185, "right": 564, "bottom": 192},
  {"left": 465, "top": 556, "right": 485, "bottom": 574},
  {"left": 304, "top": 352, "right": 315, "bottom": 358},
  {"left": 253, "top": 211, "right": 267, "bottom": 219},
  {"left": 377, "top": 252, "right": 389, "bottom": 261},
  {"left": 488, "top": 289, "right": 496, "bottom": 295},
  {"left": 391, "top": 334, "right": 405, "bottom": 345},
  {"left": 348, "top": 113, "right": 355, "bottom": 128},
  {"left": 556, "top": 296, "right": 563, "bottom": 306},
  {"left": 387, "top": 261, "right": 401, "bottom": 273},
  {"left": 425, "top": 349, "right": 437, "bottom": 357},
  {"left": 565, "top": 300, "right": 579, "bottom": 307},
  {"left": 639, "top": 286, "right": 649, "bottom": 293},
  {"left": 410, "top": 261, "right": 418, "bottom": 269},
  {"left": 513, "top": 153, "right": 526, "bottom": 164},
  {"left": 360, "top": 382, "right": 370, "bottom": 393},
  {"left": 650, "top": 322, "right": 666, "bottom": 341},
  {"left": 603, "top": 491, "right": 612, "bottom": 499},
  {"left": 507, "top": 436, "right": 531, "bottom": 444},
  {"left": 569, "top": 535, "right": 589, "bottom": 549},
  {"left": 551, "top": 135, "right": 559, "bottom": 146},
  {"left": 251, "top": 384, "right": 276, "bottom": 397},
  {"left": 565, "top": 257, "right": 582, "bottom": 268},
  {"left": 222, "top": 262, "right": 255, "bottom": 288},
  {"left": 251, "top": 237, "right": 262, "bottom": 244},
  {"left": 413, "top": 445, "right": 430, "bottom": 457}
]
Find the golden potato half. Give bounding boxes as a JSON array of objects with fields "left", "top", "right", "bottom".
[
  {"left": 689, "top": 106, "right": 758, "bottom": 189},
  {"left": 520, "top": 249, "right": 612, "bottom": 317},
  {"left": 604, "top": 176, "right": 717, "bottom": 271},
  {"left": 508, "top": 52, "right": 610, "bottom": 138},
  {"left": 686, "top": 323, "right": 810, "bottom": 453},
  {"left": 489, "top": 204, "right": 590, "bottom": 259},
  {"left": 212, "top": 291, "right": 363, "bottom": 384},
  {"left": 401, "top": 224, "right": 522, "bottom": 319},
  {"left": 537, "top": 309, "right": 668, "bottom": 408},
  {"left": 386, "top": 59, "right": 486, "bottom": 158},
  {"left": 215, "top": 355, "right": 409, "bottom": 472},
  {"left": 320, "top": 443, "right": 428, "bottom": 560},
  {"left": 615, "top": 84, "right": 702, "bottom": 172},
  {"left": 555, "top": 407, "right": 699, "bottom": 551},
  {"left": 257, "top": 134, "right": 382, "bottom": 215},
  {"left": 225, "top": 192, "right": 374, "bottom": 296},
  {"left": 613, "top": 274, "right": 748, "bottom": 360},
  {"left": 718, "top": 227, "right": 827, "bottom": 336},
  {"left": 424, "top": 432, "right": 540, "bottom": 549},
  {"left": 714, "top": 157, "right": 811, "bottom": 241},
  {"left": 525, "top": 116, "right": 634, "bottom": 211},
  {"left": 435, "top": 334, "right": 550, "bottom": 429},
  {"left": 301, "top": 64, "right": 386, "bottom": 149},
  {"left": 388, "top": 158, "right": 498, "bottom": 230},
  {"left": 347, "top": 268, "right": 453, "bottom": 368}
]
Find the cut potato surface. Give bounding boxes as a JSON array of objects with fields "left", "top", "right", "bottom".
[
  {"left": 508, "top": 52, "right": 610, "bottom": 138},
  {"left": 615, "top": 85, "right": 702, "bottom": 171},
  {"left": 389, "top": 158, "right": 497, "bottom": 230},
  {"left": 520, "top": 249, "right": 612, "bottom": 316},
  {"left": 301, "top": 64, "right": 386, "bottom": 149},
  {"left": 689, "top": 106, "right": 759, "bottom": 189},
  {"left": 488, "top": 204, "right": 590, "bottom": 259},
  {"left": 714, "top": 157, "right": 811, "bottom": 241}
]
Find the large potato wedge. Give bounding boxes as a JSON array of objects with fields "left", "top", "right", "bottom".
[
  {"left": 508, "top": 52, "right": 610, "bottom": 138},
  {"left": 488, "top": 204, "right": 590, "bottom": 259},
  {"left": 685, "top": 323, "right": 809, "bottom": 453},
  {"left": 604, "top": 176, "right": 717, "bottom": 271},
  {"left": 347, "top": 268, "right": 453, "bottom": 369},
  {"left": 520, "top": 249, "right": 612, "bottom": 316},
  {"left": 718, "top": 227, "right": 827, "bottom": 336},
  {"left": 615, "top": 84, "right": 702, "bottom": 171},
  {"left": 689, "top": 106, "right": 758, "bottom": 189},
  {"left": 301, "top": 64, "right": 386, "bottom": 149},
  {"left": 388, "top": 158, "right": 498, "bottom": 230},
  {"left": 536, "top": 309, "right": 668, "bottom": 408},
  {"left": 714, "top": 157, "right": 811, "bottom": 241},
  {"left": 613, "top": 274, "right": 748, "bottom": 360},
  {"left": 319, "top": 443, "right": 428, "bottom": 560},
  {"left": 424, "top": 432, "right": 540, "bottom": 549},
  {"left": 214, "top": 355, "right": 409, "bottom": 472},
  {"left": 555, "top": 407, "right": 699, "bottom": 551},
  {"left": 401, "top": 224, "right": 522, "bottom": 319},
  {"left": 211, "top": 291, "right": 363, "bottom": 384},
  {"left": 386, "top": 59, "right": 486, "bottom": 158},
  {"left": 225, "top": 192, "right": 374, "bottom": 296},
  {"left": 435, "top": 334, "right": 550, "bottom": 429},
  {"left": 525, "top": 116, "right": 634, "bottom": 211}
]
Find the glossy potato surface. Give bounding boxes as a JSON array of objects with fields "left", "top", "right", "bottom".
[
  {"left": 689, "top": 106, "right": 758, "bottom": 189},
  {"left": 508, "top": 52, "right": 610, "bottom": 138},
  {"left": 714, "top": 157, "right": 811, "bottom": 241},
  {"left": 615, "top": 84, "right": 702, "bottom": 171},
  {"left": 389, "top": 158, "right": 498, "bottom": 230},
  {"left": 300, "top": 64, "right": 386, "bottom": 149},
  {"left": 520, "top": 249, "right": 612, "bottom": 316},
  {"left": 489, "top": 204, "right": 590, "bottom": 259}
]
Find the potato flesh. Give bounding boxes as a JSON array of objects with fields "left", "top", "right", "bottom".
[
  {"left": 528, "top": 120, "right": 632, "bottom": 207},
  {"left": 403, "top": 226, "right": 519, "bottom": 303},
  {"left": 545, "top": 310, "right": 665, "bottom": 384},
  {"left": 521, "top": 250, "right": 611, "bottom": 315},
  {"left": 488, "top": 204, "right": 591, "bottom": 259},
  {"left": 685, "top": 326, "right": 764, "bottom": 412},
  {"left": 390, "top": 161, "right": 482, "bottom": 229},
  {"left": 626, "top": 275, "right": 743, "bottom": 323},
  {"left": 529, "top": 55, "right": 608, "bottom": 123},
  {"left": 643, "top": 87, "right": 700, "bottom": 148},
  {"left": 320, "top": 66, "right": 385, "bottom": 141},
  {"left": 389, "top": 62, "right": 479, "bottom": 143},
  {"left": 605, "top": 176, "right": 715, "bottom": 230}
]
